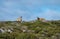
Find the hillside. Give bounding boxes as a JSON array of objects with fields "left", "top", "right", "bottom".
[{"left": 0, "top": 20, "right": 60, "bottom": 39}]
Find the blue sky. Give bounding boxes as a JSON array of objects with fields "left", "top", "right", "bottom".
[{"left": 0, "top": 0, "right": 60, "bottom": 21}]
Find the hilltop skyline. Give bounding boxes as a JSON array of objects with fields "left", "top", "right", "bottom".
[{"left": 0, "top": 0, "right": 60, "bottom": 21}]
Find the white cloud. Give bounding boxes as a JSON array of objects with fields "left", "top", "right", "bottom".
[
  {"left": 0, "top": 0, "right": 60, "bottom": 21},
  {"left": 36, "top": 9, "right": 60, "bottom": 20},
  {"left": 27, "top": 9, "right": 60, "bottom": 20},
  {"left": 20, "top": 0, "right": 60, "bottom": 5},
  {"left": 2, "top": 0, "right": 60, "bottom": 7}
]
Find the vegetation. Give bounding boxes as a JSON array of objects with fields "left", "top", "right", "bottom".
[{"left": 0, "top": 20, "right": 60, "bottom": 39}]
